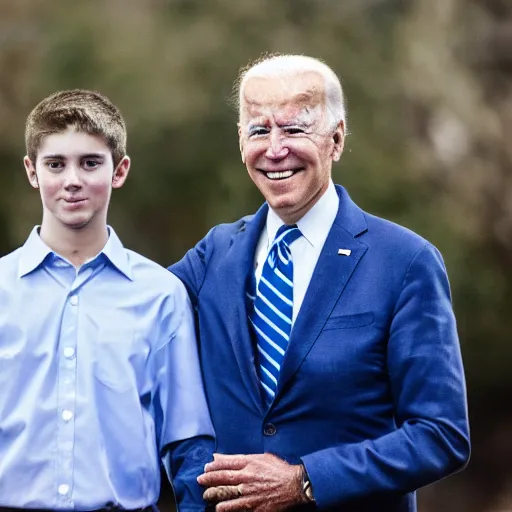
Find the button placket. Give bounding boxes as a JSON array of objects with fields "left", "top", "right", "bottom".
[
  {"left": 62, "top": 410, "right": 73, "bottom": 421},
  {"left": 63, "top": 347, "right": 75, "bottom": 359},
  {"left": 55, "top": 280, "right": 80, "bottom": 507},
  {"left": 58, "top": 483, "right": 69, "bottom": 496}
]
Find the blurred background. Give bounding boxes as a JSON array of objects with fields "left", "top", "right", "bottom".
[{"left": 1, "top": 0, "right": 511, "bottom": 510}]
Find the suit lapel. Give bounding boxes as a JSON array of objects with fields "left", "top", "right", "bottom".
[
  {"left": 277, "top": 185, "right": 369, "bottom": 395},
  {"left": 222, "top": 204, "right": 268, "bottom": 414}
]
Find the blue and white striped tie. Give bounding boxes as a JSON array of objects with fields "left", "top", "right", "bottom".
[{"left": 250, "top": 224, "right": 302, "bottom": 405}]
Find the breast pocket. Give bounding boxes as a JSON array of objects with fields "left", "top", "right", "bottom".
[
  {"left": 94, "top": 327, "right": 137, "bottom": 392},
  {"left": 323, "top": 312, "right": 374, "bottom": 331}
]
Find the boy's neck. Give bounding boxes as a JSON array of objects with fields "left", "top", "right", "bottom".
[{"left": 39, "top": 218, "right": 109, "bottom": 268}]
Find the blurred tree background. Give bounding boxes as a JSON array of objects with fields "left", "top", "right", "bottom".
[{"left": 1, "top": 0, "right": 511, "bottom": 510}]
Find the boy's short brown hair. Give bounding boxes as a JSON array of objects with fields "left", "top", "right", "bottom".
[{"left": 25, "top": 89, "right": 127, "bottom": 167}]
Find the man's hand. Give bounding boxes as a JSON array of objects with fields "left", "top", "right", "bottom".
[{"left": 197, "top": 452, "right": 307, "bottom": 511}]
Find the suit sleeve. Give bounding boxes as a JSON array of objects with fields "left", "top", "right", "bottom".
[
  {"left": 301, "top": 242, "right": 470, "bottom": 508},
  {"left": 168, "top": 228, "right": 216, "bottom": 306}
]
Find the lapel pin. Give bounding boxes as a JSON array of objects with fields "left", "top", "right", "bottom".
[{"left": 338, "top": 249, "right": 352, "bottom": 256}]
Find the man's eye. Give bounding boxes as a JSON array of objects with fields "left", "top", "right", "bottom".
[
  {"left": 47, "top": 161, "right": 62, "bottom": 170},
  {"left": 249, "top": 128, "right": 268, "bottom": 137},
  {"left": 285, "top": 128, "right": 304, "bottom": 135}
]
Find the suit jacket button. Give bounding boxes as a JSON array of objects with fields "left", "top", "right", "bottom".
[{"left": 263, "top": 423, "right": 277, "bottom": 436}]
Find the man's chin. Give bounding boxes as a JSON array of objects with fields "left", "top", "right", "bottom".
[
  {"left": 267, "top": 201, "right": 303, "bottom": 224},
  {"left": 264, "top": 190, "right": 297, "bottom": 208}
]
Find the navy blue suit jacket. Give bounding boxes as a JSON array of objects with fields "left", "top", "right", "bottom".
[{"left": 170, "top": 185, "right": 470, "bottom": 511}]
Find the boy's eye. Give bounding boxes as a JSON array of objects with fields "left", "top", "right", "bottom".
[
  {"left": 47, "top": 161, "right": 63, "bottom": 170},
  {"left": 84, "top": 160, "right": 100, "bottom": 169}
]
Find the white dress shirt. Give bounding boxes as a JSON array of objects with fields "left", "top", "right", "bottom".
[
  {"left": 254, "top": 180, "right": 339, "bottom": 325},
  {"left": 0, "top": 227, "right": 214, "bottom": 510}
]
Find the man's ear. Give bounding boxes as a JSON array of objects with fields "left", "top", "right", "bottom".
[
  {"left": 24, "top": 156, "right": 39, "bottom": 189},
  {"left": 332, "top": 121, "right": 345, "bottom": 162},
  {"left": 238, "top": 123, "right": 245, "bottom": 164},
  {"left": 112, "top": 156, "right": 131, "bottom": 189}
]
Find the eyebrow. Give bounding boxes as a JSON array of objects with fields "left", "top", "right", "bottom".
[
  {"left": 41, "top": 153, "right": 106, "bottom": 160},
  {"left": 283, "top": 120, "right": 311, "bottom": 127},
  {"left": 80, "top": 153, "right": 106, "bottom": 159},
  {"left": 247, "top": 120, "right": 311, "bottom": 131},
  {"left": 41, "top": 154, "right": 65, "bottom": 160}
]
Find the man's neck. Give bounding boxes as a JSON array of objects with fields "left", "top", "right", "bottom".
[
  {"left": 39, "top": 218, "right": 108, "bottom": 268},
  {"left": 273, "top": 180, "right": 333, "bottom": 226}
]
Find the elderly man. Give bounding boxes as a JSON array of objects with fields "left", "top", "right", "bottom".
[{"left": 170, "top": 55, "right": 470, "bottom": 511}]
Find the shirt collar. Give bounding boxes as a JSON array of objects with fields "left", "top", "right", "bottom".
[
  {"left": 101, "top": 227, "right": 133, "bottom": 281},
  {"left": 18, "top": 227, "right": 54, "bottom": 278},
  {"left": 18, "top": 226, "right": 133, "bottom": 281},
  {"left": 266, "top": 180, "right": 339, "bottom": 248}
]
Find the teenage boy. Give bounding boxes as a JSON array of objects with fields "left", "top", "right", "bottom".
[{"left": 0, "top": 89, "right": 214, "bottom": 511}]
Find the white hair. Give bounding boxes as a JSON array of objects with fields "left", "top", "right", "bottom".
[{"left": 237, "top": 54, "right": 347, "bottom": 131}]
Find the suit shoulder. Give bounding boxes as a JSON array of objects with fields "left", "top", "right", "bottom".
[
  {"left": 198, "top": 214, "right": 255, "bottom": 247},
  {"left": 354, "top": 212, "right": 449, "bottom": 288},
  {"left": 364, "top": 212, "right": 430, "bottom": 248},
  {"left": 361, "top": 212, "right": 441, "bottom": 266},
  {"left": 211, "top": 214, "right": 254, "bottom": 236}
]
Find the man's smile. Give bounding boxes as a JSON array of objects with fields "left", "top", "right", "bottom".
[{"left": 258, "top": 168, "right": 304, "bottom": 180}]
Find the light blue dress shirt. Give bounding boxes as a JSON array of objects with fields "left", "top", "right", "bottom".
[{"left": 0, "top": 227, "right": 214, "bottom": 510}]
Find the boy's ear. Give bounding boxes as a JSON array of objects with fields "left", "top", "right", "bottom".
[
  {"left": 24, "top": 156, "right": 39, "bottom": 189},
  {"left": 112, "top": 156, "right": 131, "bottom": 189}
]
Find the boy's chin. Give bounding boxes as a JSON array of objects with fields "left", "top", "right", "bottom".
[{"left": 59, "top": 215, "right": 93, "bottom": 231}]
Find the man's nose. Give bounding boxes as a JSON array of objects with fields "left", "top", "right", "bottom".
[{"left": 265, "top": 130, "right": 289, "bottom": 160}]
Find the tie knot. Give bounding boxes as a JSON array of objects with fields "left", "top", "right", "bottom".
[{"left": 273, "top": 224, "right": 302, "bottom": 248}]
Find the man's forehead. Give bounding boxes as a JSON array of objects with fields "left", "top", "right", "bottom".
[{"left": 241, "top": 71, "right": 326, "bottom": 118}]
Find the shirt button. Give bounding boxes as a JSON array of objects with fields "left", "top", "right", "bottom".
[
  {"left": 263, "top": 423, "right": 277, "bottom": 436},
  {"left": 69, "top": 295, "right": 78, "bottom": 306},
  {"left": 58, "top": 483, "right": 69, "bottom": 495},
  {"left": 62, "top": 410, "right": 73, "bottom": 421},
  {"left": 63, "top": 347, "right": 75, "bottom": 359}
]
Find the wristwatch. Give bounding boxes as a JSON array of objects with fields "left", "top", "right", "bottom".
[{"left": 301, "top": 465, "right": 316, "bottom": 503}]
